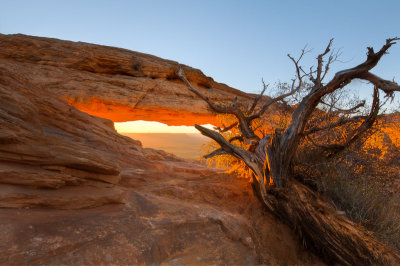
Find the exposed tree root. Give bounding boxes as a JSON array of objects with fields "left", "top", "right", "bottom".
[
  {"left": 177, "top": 38, "right": 400, "bottom": 265},
  {"left": 263, "top": 180, "right": 400, "bottom": 265}
]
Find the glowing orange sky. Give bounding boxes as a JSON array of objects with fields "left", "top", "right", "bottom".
[{"left": 114, "top": 120, "right": 214, "bottom": 133}]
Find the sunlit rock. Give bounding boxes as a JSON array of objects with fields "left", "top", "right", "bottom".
[
  {"left": 0, "top": 34, "right": 323, "bottom": 264},
  {"left": 0, "top": 33, "right": 257, "bottom": 126}
]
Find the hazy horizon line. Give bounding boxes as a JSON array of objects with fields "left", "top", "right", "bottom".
[{"left": 120, "top": 132, "right": 204, "bottom": 135}]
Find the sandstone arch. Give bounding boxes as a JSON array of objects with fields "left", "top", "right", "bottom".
[
  {"left": 0, "top": 33, "right": 258, "bottom": 126},
  {"left": 0, "top": 34, "right": 327, "bottom": 265}
]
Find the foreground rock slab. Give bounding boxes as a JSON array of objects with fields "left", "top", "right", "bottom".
[{"left": 0, "top": 169, "right": 322, "bottom": 265}]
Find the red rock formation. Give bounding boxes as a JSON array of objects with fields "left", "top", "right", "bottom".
[
  {"left": 0, "top": 170, "right": 322, "bottom": 265},
  {"left": 0, "top": 58, "right": 142, "bottom": 208},
  {"left": 0, "top": 34, "right": 322, "bottom": 264},
  {"left": 0, "top": 34, "right": 256, "bottom": 126}
]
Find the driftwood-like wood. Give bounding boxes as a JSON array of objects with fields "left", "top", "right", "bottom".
[
  {"left": 270, "top": 180, "right": 400, "bottom": 265},
  {"left": 196, "top": 123, "right": 400, "bottom": 265},
  {"left": 178, "top": 38, "right": 400, "bottom": 265}
]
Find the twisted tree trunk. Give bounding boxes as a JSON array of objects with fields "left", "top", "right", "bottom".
[
  {"left": 179, "top": 38, "right": 400, "bottom": 265},
  {"left": 263, "top": 180, "right": 400, "bottom": 265},
  {"left": 197, "top": 123, "right": 400, "bottom": 264}
]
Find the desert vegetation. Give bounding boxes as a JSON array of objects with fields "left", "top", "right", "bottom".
[
  {"left": 178, "top": 38, "right": 400, "bottom": 265},
  {"left": 294, "top": 112, "right": 400, "bottom": 244}
]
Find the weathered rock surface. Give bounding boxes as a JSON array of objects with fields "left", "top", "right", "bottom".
[
  {"left": 0, "top": 34, "right": 257, "bottom": 126},
  {"left": 0, "top": 34, "right": 322, "bottom": 264},
  {"left": 0, "top": 60, "right": 145, "bottom": 208},
  {"left": 0, "top": 168, "right": 322, "bottom": 265}
]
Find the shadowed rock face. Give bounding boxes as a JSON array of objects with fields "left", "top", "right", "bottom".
[
  {"left": 0, "top": 34, "right": 256, "bottom": 126},
  {"left": 0, "top": 59, "right": 145, "bottom": 208},
  {"left": 0, "top": 34, "right": 322, "bottom": 265}
]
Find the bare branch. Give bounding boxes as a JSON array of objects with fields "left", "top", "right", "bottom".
[
  {"left": 180, "top": 39, "right": 400, "bottom": 264},
  {"left": 214, "top": 122, "right": 238, "bottom": 133},
  {"left": 177, "top": 67, "right": 233, "bottom": 114},
  {"left": 316, "top": 39, "right": 334, "bottom": 83},
  {"left": 195, "top": 125, "right": 254, "bottom": 161},
  {"left": 307, "top": 87, "right": 380, "bottom": 153},
  {"left": 356, "top": 72, "right": 400, "bottom": 97},
  {"left": 195, "top": 124, "right": 264, "bottom": 179},
  {"left": 343, "top": 87, "right": 380, "bottom": 147},
  {"left": 229, "top": 135, "right": 244, "bottom": 143},
  {"left": 321, "top": 48, "right": 342, "bottom": 81},
  {"left": 319, "top": 99, "right": 366, "bottom": 115},
  {"left": 248, "top": 81, "right": 267, "bottom": 114},
  {"left": 203, "top": 148, "right": 229, "bottom": 159},
  {"left": 288, "top": 52, "right": 303, "bottom": 88},
  {"left": 284, "top": 38, "right": 399, "bottom": 150},
  {"left": 301, "top": 66, "right": 317, "bottom": 80},
  {"left": 248, "top": 48, "right": 308, "bottom": 122},
  {"left": 194, "top": 124, "right": 274, "bottom": 210},
  {"left": 249, "top": 84, "right": 302, "bottom": 121},
  {"left": 306, "top": 134, "right": 345, "bottom": 152},
  {"left": 302, "top": 115, "right": 365, "bottom": 136},
  {"left": 178, "top": 67, "right": 259, "bottom": 141},
  {"left": 324, "top": 37, "right": 400, "bottom": 96}
]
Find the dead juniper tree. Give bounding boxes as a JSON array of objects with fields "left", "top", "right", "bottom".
[{"left": 177, "top": 38, "right": 400, "bottom": 265}]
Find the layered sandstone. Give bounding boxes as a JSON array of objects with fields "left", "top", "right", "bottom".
[
  {"left": 0, "top": 34, "right": 257, "bottom": 126},
  {"left": 0, "top": 169, "right": 322, "bottom": 265},
  {"left": 0, "top": 59, "right": 143, "bottom": 208},
  {"left": 0, "top": 34, "right": 322, "bottom": 264}
]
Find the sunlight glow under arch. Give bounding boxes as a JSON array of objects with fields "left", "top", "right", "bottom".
[{"left": 114, "top": 120, "right": 214, "bottom": 133}]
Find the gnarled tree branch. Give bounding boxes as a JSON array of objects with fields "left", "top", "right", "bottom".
[
  {"left": 177, "top": 38, "right": 400, "bottom": 265},
  {"left": 214, "top": 122, "right": 238, "bottom": 133}
]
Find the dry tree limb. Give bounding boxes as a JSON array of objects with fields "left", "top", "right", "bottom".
[
  {"left": 228, "top": 135, "right": 244, "bottom": 143},
  {"left": 214, "top": 122, "right": 238, "bottom": 133},
  {"left": 303, "top": 112, "right": 368, "bottom": 137},
  {"left": 203, "top": 148, "right": 229, "bottom": 159},
  {"left": 320, "top": 99, "right": 366, "bottom": 115},
  {"left": 357, "top": 72, "right": 400, "bottom": 97},
  {"left": 178, "top": 67, "right": 259, "bottom": 141},
  {"left": 177, "top": 38, "right": 400, "bottom": 265},
  {"left": 177, "top": 68, "right": 232, "bottom": 114},
  {"left": 270, "top": 180, "right": 400, "bottom": 265},
  {"left": 315, "top": 38, "right": 334, "bottom": 83},
  {"left": 247, "top": 81, "right": 267, "bottom": 114}
]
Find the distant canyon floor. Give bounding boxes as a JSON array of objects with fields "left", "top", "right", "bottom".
[{"left": 120, "top": 133, "right": 210, "bottom": 160}]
